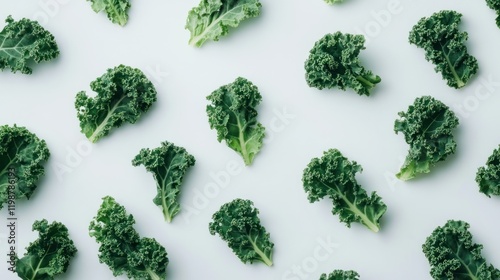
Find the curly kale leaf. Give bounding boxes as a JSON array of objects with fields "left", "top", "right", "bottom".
[
  {"left": 409, "top": 10, "right": 478, "bottom": 89},
  {"left": 87, "top": 0, "right": 131, "bottom": 26},
  {"left": 486, "top": 0, "right": 500, "bottom": 28},
  {"left": 394, "top": 96, "right": 459, "bottom": 181},
  {"left": 206, "top": 77, "right": 265, "bottom": 165},
  {"left": 209, "top": 198, "right": 274, "bottom": 266},
  {"left": 186, "top": 0, "right": 262, "bottom": 47},
  {"left": 16, "top": 219, "right": 77, "bottom": 280},
  {"left": 305, "top": 32, "right": 381, "bottom": 96},
  {"left": 476, "top": 145, "right": 500, "bottom": 197},
  {"left": 132, "top": 141, "right": 196, "bottom": 223},
  {"left": 75, "top": 65, "right": 157, "bottom": 143},
  {"left": 423, "top": 220, "right": 500, "bottom": 280},
  {"left": 320, "top": 270, "right": 360, "bottom": 280},
  {"left": 302, "top": 149, "right": 387, "bottom": 232},
  {"left": 0, "top": 125, "right": 50, "bottom": 210},
  {"left": 0, "top": 16, "right": 59, "bottom": 74},
  {"left": 89, "top": 196, "right": 169, "bottom": 280}
]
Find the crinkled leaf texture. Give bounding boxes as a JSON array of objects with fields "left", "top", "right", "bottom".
[
  {"left": 0, "top": 16, "right": 59, "bottom": 74},
  {"left": 89, "top": 196, "right": 169, "bottom": 280},
  {"left": 16, "top": 219, "right": 77, "bottom": 280},
  {"left": 132, "top": 141, "right": 196, "bottom": 223},
  {"left": 75, "top": 65, "right": 157, "bottom": 143},
  {"left": 394, "top": 96, "right": 459, "bottom": 181},
  {"left": 305, "top": 32, "right": 381, "bottom": 96},
  {"left": 486, "top": 0, "right": 500, "bottom": 28},
  {"left": 320, "top": 270, "right": 360, "bottom": 280},
  {"left": 87, "top": 0, "right": 131, "bottom": 26},
  {"left": 206, "top": 77, "right": 265, "bottom": 165},
  {"left": 186, "top": 0, "right": 262, "bottom": 47},
  {"left": 209, "top": 198, "right": 274, "bottom": 266},
  {"left": 0, "top": 125, "right": 50, "bottom": 209},
  {"left": 409, "top": 10, "right": 478, "bottom": 89},
  {"left": 423, "top": 220, "right": 500, "bottom": 280},
  {"left": 302, "top": 149, "right": 387, "bottom": 232},
  {"left": 476, "top": 145, "right": 500, "bottom": 197}
]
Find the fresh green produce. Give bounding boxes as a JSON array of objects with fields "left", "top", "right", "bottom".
[
  {"left": 86, "top": 0, "right": 131, "bottom": 26},
  {"left": 320, "top": 270, "right": 360, "bottom": 280},
  {"left": 0, "top": 16, "right": 59, "bottom": 74},
  {"left": 476, "top": 145, "right": 500, "bottom": 197},
  {"left": 89, "top": 196, "right": 169, "bottom": 280},
  {"left": 423, "top": 220, "right": 500, "bottom": 280},
  {"left": 132, "top": 141, "right": 196, "bottom": 223},
  {"left": 302, "top": 149, "right": 387, "bottom": 232},
  {"left": 186, "top": 0, "right": 262, "bottom": 47},
  {"left": 304, "top": 32, "right": 381, "bottom": 96},
  {"left": 409, "top": 10, "right": 478, "bottom": 89},
  {"left": 16, "top": 219, "right": 77, "bottom": 280},
  {"left": 324, "top": 0, "right": 344, "bottom": 4},
  {"left": 0, "top": 125, "right": 50, "bottom": 209},
  {"left": 206, "top": 77, "right": 265, "bottom": 165},
  {"left": 75, "top": 65, "right": 157, "bottom": 143},
  {"left": 394, "top": 96, "right": 459, "bottom": 181},
  {"left": 209, "top": 198, "right": 274, "bottom": 266},
  {"left": 486, "top": 0, "right": 500, "bottom": 28}
]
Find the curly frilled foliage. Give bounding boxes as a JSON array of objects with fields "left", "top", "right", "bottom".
[
  {"left": 303, "top": 149, "right": 387, "bottom": 232},
  {"left": 394, "top": 96, "right": 459, "bottom": 181},
  {"left": 206, "top": 77, "right": 265, "bottom": 165},
  {"left": 305, "top": 32, "right": 381, "bottom": 96},
  {"left": 209, "top": 198, "right": 274, "bottom": 266},
  {"left": 409, "top": 10, "right": 478, "bottom": 89}
]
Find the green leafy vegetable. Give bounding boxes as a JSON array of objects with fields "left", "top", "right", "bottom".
[
  {"left": 486, "top": 0, "right": 500, "bottom": 28},
  {"left": 16, "top": 219, "right": 77, "bottom": 280},
  {"left": 476, "top": 145, "right": 500, "bottom": 197},
  {"left": 206, "top": 77, "right": 265, "bottom": 165},
  {"left": 0, "top": 125, "right": 50, "bottom": 209},
  {"left": 75, "top": 65, "right": 157, "bottom": 143},
  {"left": 209, "top": 198, "right": 274, "bottom": 266},
  {"left": 324, "top": 0, "right": 344, "bottom": 4},
  {"left": 132, "top": 141, "right": 196, "bottom": 223},
  {"left": 186, "top": 0, "right": 262, "bottom": 47},
  {"left": 320, "top": 270, "right": 360, "bottom": 280},
  {"left": 409, "top": 10, "right": 478, "bottom": 89},
  {"left": 87, "top": 0, "right": 131, "bottom": 26},
  {"left": 394, "top": 96, "right": 459, "bottom": 181},
  {"left": 302, "top": 149, "right": 387, "bottom": 232},
  {"left": 89, "top": 196, "right": 169, "bottom": 280},
  {"left": 0, "top": 16, "right": 59, "bottom": 74},
  {"left": 423, "top": 220, "right": 500, "bottom": 280},
  {"left": 304, "top": 32, "right": 381, "bottom": 96}
]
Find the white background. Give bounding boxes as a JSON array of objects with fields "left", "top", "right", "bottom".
[{"left": 1, "top": 0, "right": 500, "bottom": 279}]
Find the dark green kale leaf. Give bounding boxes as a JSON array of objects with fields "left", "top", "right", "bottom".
[
  {"left": 394, "top": 96, "right": 459, "bottom": 181},
  {"left": 209, "top": 198, "right": 274, "bottom": 266},
  {"left": 75, "top": 65, "right": 157, "bottom": 143},
  {"left": 305, "top": 32, "right": 381, "bottom": 96},
  {"left": 0, "top": 125, "right": 50, "bottom": 209},
  {"left": 303, "top": 149, "right": 387, "bottom": 232},
  {"left": 423, "top": 220, "right": 500, "bottom": 280},
  {"left": 0, "top": 16, "right": 59, "bottom": 74},
  {"left": 89, "top": 196, "right": 169, "bottom": 279},
  {"left": 409, "top": 10, "right": 478, "bottom": 89},
  {"left": 16, "top": 219, "right": 77, "bottom": 280},
  {"left": 132, "top": 141, "right": 196, "bottom": 222}
]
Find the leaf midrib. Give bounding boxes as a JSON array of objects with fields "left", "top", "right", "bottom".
[
  {"left": 0, "top": 34, "right": 30, "bottom": 58},
  {"left": 190, "top": 4, "right": 246, "bottom": 45},
  {"left": 88, "top": 94, "right": 127, "bottom": 142},
  {"left": 319, "top": 180, "right": 379, "bottom": 232},
  {"left": 439, "top": 41, "right": 465, "bottom": 87}
]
